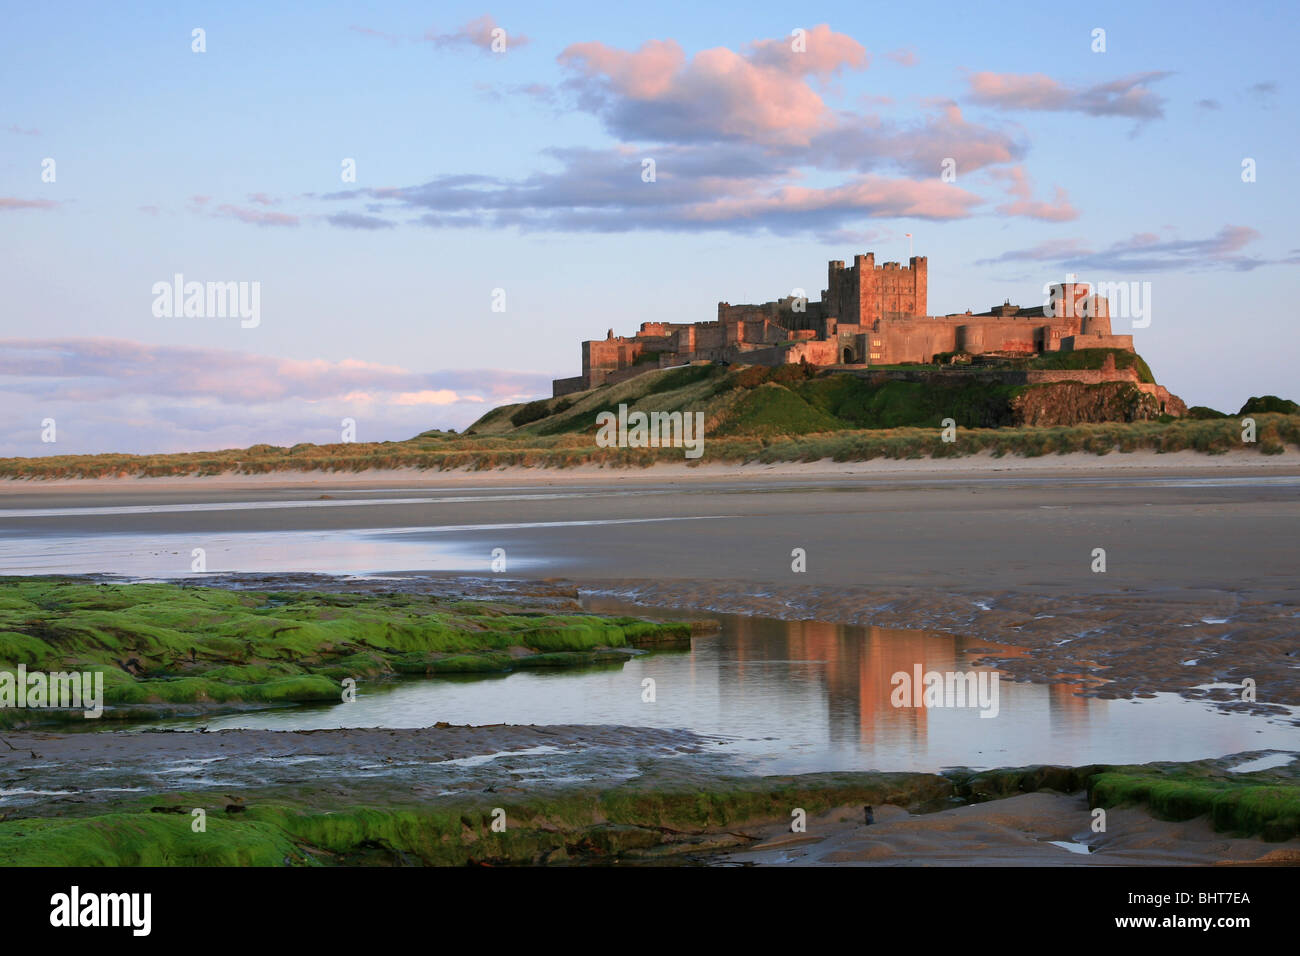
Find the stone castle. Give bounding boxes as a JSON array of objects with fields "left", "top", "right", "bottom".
[{"left": 552, "top": 253, "right": 1138, "bottom": 397}]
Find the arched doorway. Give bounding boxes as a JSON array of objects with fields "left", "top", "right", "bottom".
[{"left": 842, "top": 347, "right": 854, "bottom": 364}]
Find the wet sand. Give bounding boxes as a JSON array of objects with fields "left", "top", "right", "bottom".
[
  {"left": 2, "top": 467, "right": 1296, "bottom": 597},
  {"left": 721, "top": 792, "right": 1300, "bottom": 866},
  {"left": 0, "top": 725, "right": 719, "bottom": 813},
  {"left": 586, "top": 578, "right": 1300, "bottom": 712}
]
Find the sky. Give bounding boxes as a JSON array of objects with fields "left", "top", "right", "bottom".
[{"left": 2, "top": 0, "right": 1297, "bottom": 455}]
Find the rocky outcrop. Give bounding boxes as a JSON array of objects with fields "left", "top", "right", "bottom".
[{"left": 1011, "top": 381, "right": 1187, "bottom": 426}]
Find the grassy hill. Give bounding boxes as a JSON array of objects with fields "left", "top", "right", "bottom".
[{"left": 464, "top": 352, "right": 1162, "bottom": 439}]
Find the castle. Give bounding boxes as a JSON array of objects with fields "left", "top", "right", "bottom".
[{"left": 552, "top": 253, "right": 1137, "bottom": 397}]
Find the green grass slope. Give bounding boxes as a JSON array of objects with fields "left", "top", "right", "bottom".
[{"left": 468, "top": 353, "right": 1172, "bottom": 438}]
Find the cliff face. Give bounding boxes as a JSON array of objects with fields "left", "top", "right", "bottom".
[{"left": 1011, "top": 382, "right": 1187, "bottom": 427}]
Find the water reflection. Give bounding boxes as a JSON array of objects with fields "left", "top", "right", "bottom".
[
  {"left": 0, "top": 530, "right": 518, "bottom": 577},
  {"left": 159, "top": 603, "right": 1295, "bottom": 775}
]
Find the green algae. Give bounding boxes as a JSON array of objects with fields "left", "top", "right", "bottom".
[
  {"left": 946, "top": 764, "right": 1105, "bottom": 803},
  {"left": 2, "top": 757, "right": 1296, "bottom": 866},
  {"left": 1090, "top": 766, "right": 1300, "bottom": 841},
  {"left": 0, "top": 579, "right": 691, "bottom": 725},
  {"left": 948, "top": 759, "right": 1300, "bottom": 841},
  {"left": 0, "top": 771, "right": 954, "bottom": 867},
  {"left": 0, "top": 813, "right": 310, "bottom": 866}
]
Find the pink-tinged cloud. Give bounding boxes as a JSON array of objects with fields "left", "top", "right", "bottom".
[
  {"left": 967, "top": 70, "right": 1172, "bottom": 120},
  {"left": 989, "top": 166, "right": 1078, "bottom": 221},
  {"left": 349, "top": 25, "right": 402, "bottom": 45},
  {"left": 6, "top": 125, "right": 39, "bottom": 135},
  {"left": 393, "top": 389, "right": 483, "bottom": 406},
  {"left": 684, "top": 175, "right": 984, "bottom": 223},
  {"left": 0, "top": 339, "right": 553, "bottom": 454},
  {"left": 562, "top": 38, "right": 684, "bottom": 98},
  {"left": 215, "top": 203, "right": 300, "bottom": 227},
  {"left": 997, "top": 188, "right": 1077, "bottom": 222},
  {"left": 746, "top": 24, "right": 869, "bottom": 78},
  {"left": 885, "top": 47, "right": 918, "bottom": 67},
  {"left": 814, "top": 103, "right": 1023, "bottom": 177},
  {"left": 0, "top": 197, "right": 59, "bottom": 211},
  {"left": 425, "top": 14, "right": 529, "bottom": 52},
  {"left": 560, "top": 25, "right": 867, "bottom": 147},
  {"left": 0, "top": 339, "right": 550, "bottom": 405},
  {"left": 320, "top": 28, "right": 1045, "bottom": 238}
]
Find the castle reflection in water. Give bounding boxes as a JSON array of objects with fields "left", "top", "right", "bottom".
[{"left": 717, "top": 614, "right": 1093, "bottom": 749}]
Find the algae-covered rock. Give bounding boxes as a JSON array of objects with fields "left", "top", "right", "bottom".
[
  {"left": 1089, "top": 763, "right": 1300, "bottom": 842},
  {"left": 0, "top": 578, "right": 692, "bottom": 725}
]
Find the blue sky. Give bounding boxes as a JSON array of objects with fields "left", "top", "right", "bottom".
[{"left": 2, "top": 0, "right": 1296, "bottom": 454}]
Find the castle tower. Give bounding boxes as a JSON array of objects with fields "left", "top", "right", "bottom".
[
  {"left": 909, "top": 256, "right": 927, "bottom": 317},
  {"left": 823, "top": 252, "right": 927, "bottom": 323},
  {"left": 1080, "top": 295, "right": 1112, "bottom": 336},
  {"left": 855, "top": 253, "right": 876, "bottom": 323}
]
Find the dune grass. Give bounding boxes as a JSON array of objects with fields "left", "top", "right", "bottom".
[
  {"left": 2, "top": 362, "right": 1294, "bottom": 478},
  {"left": 2, "top": 415, "right": 1294, "bottom": 480}
]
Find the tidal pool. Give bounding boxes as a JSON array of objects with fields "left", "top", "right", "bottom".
[{"left": 150, "top": 600, "right": 1297, "bottom": 775}]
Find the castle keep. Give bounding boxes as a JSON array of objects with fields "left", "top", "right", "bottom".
[{"left": 552, "top": 253, "right": 1136, "bottom": 397}]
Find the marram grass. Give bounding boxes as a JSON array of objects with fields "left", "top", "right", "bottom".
[{"left": 2, "top": 362, "right": 1294, "bottom": 479}]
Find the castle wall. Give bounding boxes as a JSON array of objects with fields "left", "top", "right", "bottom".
[
  {"left": 869, "top": 322, "right": 957, "bottom": 364},
  {"left": 1024, "top": 368, "right": 1140, "bottom": 385},
  {"left": 742, "top": 340, "right": 842, "bottom": 367},
  {"left": 719, "top": 298, "right": 826, "bottom": 332},
  {"left": 787, "top": 340, "right": 842, "bottom": 365},
  {"left": 1061, "top": 333, "right": 1134, "bottom": 352},
  {"left": 552, "top": 376, "right": 586, "bottom": 398},
  {"left": 718, "top": 303, "right": 780, "bottom": 324},
  {"left": 582, "top": 338, "right": 638, "bottom": 387},
  {"left": 841, "top": 366, "right": 1144, "bottom": 387}
]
